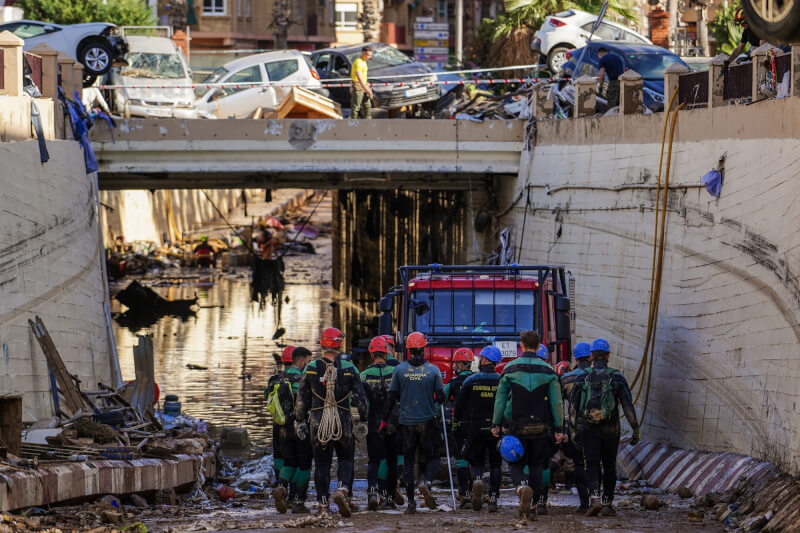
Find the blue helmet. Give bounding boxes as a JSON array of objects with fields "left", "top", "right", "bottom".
[
  {"left": 480, "top": 345, "right": 503, "bottom": 363},
  {"left": 536, "top": 344, "right": 549, "bottom": 360},
  {"left": 498, "top": 435, "right": 524, "bottom": 463},
  {"left": 591, "top": 338, "right": 611, "bottom": 353},
  {"left": 573, "top": 342, "right": 591, "bottom": 359}
]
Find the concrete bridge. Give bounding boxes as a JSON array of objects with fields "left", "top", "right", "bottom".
[{"left": 90, "top": 118, "right": 526, "bottom": 190}]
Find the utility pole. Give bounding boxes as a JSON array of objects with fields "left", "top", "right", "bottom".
[
  {"left": 455, "top": 0, "right": 463, "bottom": 65},
  {"left": 696, "top": 2, "right": 709, "bottom": 56},
  {"left": 668, "top": 0, "right": 678, "bottom": 52}
]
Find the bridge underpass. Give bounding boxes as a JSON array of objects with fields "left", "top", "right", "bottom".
[{"left": 90, "top": 118, "right": 525, "bottom": 190}]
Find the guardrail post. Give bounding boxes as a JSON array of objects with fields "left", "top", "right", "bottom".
[
  {"left": 29, "top": 43, "right": 59, "bottom": 99},
  {"left": 57, "top": 53, "right": 75, "bottom": 95},
  {"left": 664, "top": 62, "right": 689, "bottom": 111},
  {"left": 791, "top": 43, "right": 800, "bottom": 97},
  {"left": 619, "top": 69, "right": 643, "bottom": 114},
  {"left": 0, "top": 30, "right": 24, "bottom": 96},
  {"left": 533, "top": 83, "right": 553, "bottom": 118},
  {"left": 751, "top": 43, "right": 781, "bottom": 101},
  {"left": 574, "top": 75, "right": 596, "bottom": 117},
  {"left": 709, "top": 53, "right": 728, "bottom": 107}
]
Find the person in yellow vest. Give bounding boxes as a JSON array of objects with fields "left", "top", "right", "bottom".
[{"left": 350, "top": 46, "right": 374, "bottom": 119}]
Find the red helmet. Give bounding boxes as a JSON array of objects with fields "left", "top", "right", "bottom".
[
  {"left": 555, "top": 360, "right": 570, "bottom": 377},
  {"left": 734, "top": 8, "right": 746, "bottom": 24},
  {"left": 381, "top": 334, "right": 396, "bottom": 348},
  {"left": 406, "top": 331, "right": 427, "bottom": 348},
  {"left": 281, "top": 345, "right": 295, "bottom": 363},
  {"left": 369, "top": 336, "right": 388, "bottom": 354},
  {"left": 452, "top": 348, "right": 474, "bottom": 362},
  {"left": 320, "top": 327, "right": 345, "bottom": 349}
]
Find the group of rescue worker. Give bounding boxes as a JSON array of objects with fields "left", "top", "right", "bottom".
[{"left": 265, "top": 326, "right": 640, "bottom": 519}]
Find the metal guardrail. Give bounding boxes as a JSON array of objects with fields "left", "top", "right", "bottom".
[
  {"left": 724, "top": 61, "right": 752, "bottom": 101},
  {"left": 678, "top": 70, "right": 708, "bottom": 108}
]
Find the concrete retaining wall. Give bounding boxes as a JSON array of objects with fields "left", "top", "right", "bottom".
[
  {"left": 0, "top": 140, "right": 115, "bottom": 422},
  {"left": 500, "top": 98, "right": 800, "bottom": 473}
]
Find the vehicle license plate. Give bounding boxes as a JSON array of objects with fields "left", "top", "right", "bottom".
[
  {"left": 493, "top": 341, "right": 518, "bottom": 358},
  {"left": 404, "top": 86, "right": 427, "bottom": 97}
]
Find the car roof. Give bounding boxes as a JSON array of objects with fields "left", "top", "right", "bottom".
[
  {"left": 126, "top": 35, "right": 180, "bottom": 54},
  {"left": 551, "top": 10, "right": 649, "bottom": 40},
  {"left": 580, "top": 40, "right": 677, "bottom": 55},
  {"left": 220, "top": 49, "right": 302, "bottom": 71},
  {"left": 312, "top": 42, "right": 386, "bottom": 56}
]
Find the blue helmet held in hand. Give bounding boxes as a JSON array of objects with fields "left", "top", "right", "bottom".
[
  {"left": 498, "top": 435, "right": 524, "bottom": 463},
  {"left": 573, "top": 342, "right": 591, "bottom": 359},
  {"left": 591, "top": 338, "right": 611, "bottom": 353},
  {"left": 480, "top": 345, "right": 503, "bottom": 363},
  {"left": 536, "top": 344, "right": 549, "bottom": 360}
]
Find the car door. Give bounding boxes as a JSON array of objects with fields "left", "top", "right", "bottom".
[
  {"left": 209, "top": 64, "right": 275, "bottom": 118},
  {"left": 264, "top": 57, "right": 301, "bottom": 103}
]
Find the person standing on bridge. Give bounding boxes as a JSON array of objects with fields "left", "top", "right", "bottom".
[
  {"left": 294, "top": 327, "right": 368, "bottom": 517},
  {"left": 597, "top": 47, "right": 624, "bottom": 109},
  {"left": 570, "top": 338, "right": 640, "bottom": 517},
  {"left": 350, "top": 46, "right": 374, "bottom": 119}
]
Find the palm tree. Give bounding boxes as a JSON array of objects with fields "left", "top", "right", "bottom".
[
  {"left": 272, "top": 0, "right": 292, "bottom": 49},
  {"left": 360, "top": 0, "right": 382, "bottom": 42}
]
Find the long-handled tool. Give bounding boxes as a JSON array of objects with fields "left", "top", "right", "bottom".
[{"left": 440, "top": 403, "right": 458, "bottom": 510}]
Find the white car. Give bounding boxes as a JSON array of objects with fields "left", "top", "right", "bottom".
[
  {"left": 0, "top": 19, "right": 128, "bottom": 82},
  {"left": 194, "top": 50, "right": 326, "bottom": 119},
  {"left": 531, "top": 9, "right": 651, "bottom": 73},
  {"left": 108, "top": 36, "right": 195, "bottom": 119}
]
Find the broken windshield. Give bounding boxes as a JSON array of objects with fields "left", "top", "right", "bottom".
[
  {"left": 122, "top": 52, "right": 187, "bottom": 79},
  {"left": 411, "top": 289, "right": 535, "bottom": 335},
  {"left": 346, "top": 46, "right": 413, "bottom": 69}
]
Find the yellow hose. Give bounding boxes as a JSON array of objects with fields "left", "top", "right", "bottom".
[{"left": 631, "top": 87, "right": 679, "bottom": 391}]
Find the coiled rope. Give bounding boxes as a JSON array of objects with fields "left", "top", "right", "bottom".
[{"left": 314, "top": 362, "right": 344, "bottom": 445}]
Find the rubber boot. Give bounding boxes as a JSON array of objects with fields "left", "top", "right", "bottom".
[
  {"left": 471, "top": 480, "right": 484, "bottom": 511},
  {"left": 517, "top": 485, "right": 533, "bottom": 520},
  {"left": 273, "top": 485, "right": 288, "bottom": 514},
  {"left": 418, "top": 482, "right": 437, "bottom": 510},
  {"left": 367, "top": 489, "right": 379, "bottom": 511},
  {"left": 536, "top": 495, "right": 548, "bottom": 516},
  {"left": 317, "top": 496, "right": 332, "bottom": 514},
  {"left": 291, "top": 498, "right": 309, "bottom": 514},
  {"left": 394, "top": 487, "right": 405, "bottom": 506},
  {"left": 600, "top": 495, "right": 616, "bottom": 516},
  {"left": 379, "top": 490, "right": 396, "bottom": 510},
  {"left": 488, "top": 493, "right": 498, "bottom": 513},
  {"left": 576, "top": 489, "right": 590, "bottom": 513},
  {"left": 459, "top": 491, "right": 473, "bottom": 509},
  {"left": 333, "top": 488, "right": 352, "bottom": 518},
  {"left": 405, "top": 500, "right": 417, "bottom": 514}
]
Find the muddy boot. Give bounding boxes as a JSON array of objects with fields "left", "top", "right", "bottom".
[
  {"left": 517, "top": 485, "right": 533, "bottom": 520},
  {"left": 488, "top": 492, "right": 499, "bottom": 513},
  {"left": 599, "top": 496, "right": 616, "bottom": 516},
  {"left": 367, "top": 490, "right": 379, "bottom": 512},
  {"left": 273, "top": 485, "right": 288, "bottom": 514},
  {"left": 576, "top": 492, "right": 590, "bottom": 513},
  {"left": 394, "top": 488, "right": 405, "bottom": 506},
  {"left": 317, "top": 496, "right": 332, "bottom": 514},
  {"left": 459, "top": 495, "right": 473, "bottom": 510},
  {"left": 405, "top": 500, "right": 417, "bottom": 514},
  {"left": 586, "top": 502, "right": 603, "bottom": 517},
  {"left": 471, "top": 480, "right": 484, "bottom": 511},
  {"left": 333, "top": 489, "right": 352, "bottom": 518},
  {"left": 418, "top": 482, "right": 437, "bottom": 510},
  {"left": 535, "top": 495, "right": 548, "bottom": 516},
  {"left": 379, "top": 491, "right": 396, "bottom": 510},
  {"left": 291, "top": 499, "right": 309, "bottom": 514}
]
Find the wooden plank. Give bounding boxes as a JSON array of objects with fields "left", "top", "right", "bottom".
[
  {"left": 29, "top": 317, "right": 86, "bottom": 415},
  {"left": 0, "top": 396, "right": 22, "bottom": 456},
  {"left": 277, "top": 86, "right": 342, "bottom": 120}
]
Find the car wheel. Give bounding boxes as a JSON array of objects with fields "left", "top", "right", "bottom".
[
  {"left": 742, "top": 0, "right": 800, "bottom": 43},
  {"left": 80, "top": 40, "right": 113, "bottom": 75},
  {"left": 548, "top": 46, "right": 571, "bottom": 73}
]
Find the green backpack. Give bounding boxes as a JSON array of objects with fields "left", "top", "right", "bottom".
[
  {"left": 266, "top": 376, "right": 295, "bottom": 426},
  {"left": 578, "top": 368, "right": 616, "bottom": 424}
]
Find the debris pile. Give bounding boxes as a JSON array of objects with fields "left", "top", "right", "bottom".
[{"left": 435, "top": 83, "right": 533, "bottom": 121}]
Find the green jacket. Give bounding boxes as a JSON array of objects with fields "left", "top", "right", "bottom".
[{"left": 492, "top": 353, "right": 564, "bottom": 432}]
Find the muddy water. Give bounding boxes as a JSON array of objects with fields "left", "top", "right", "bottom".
[{"left": 112, "top": 240, "right": 333, "bottom": 447}]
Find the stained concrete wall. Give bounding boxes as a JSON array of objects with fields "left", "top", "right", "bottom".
[
  {"left": 1, "top": 140, "right": 115, "bottom": 422},
  {"left": 500, "top": 99, "right": 800, "bottom": 473}
]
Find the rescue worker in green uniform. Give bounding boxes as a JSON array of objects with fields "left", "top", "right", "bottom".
[
  {"left": 558, "top": 342, "right": 593, "bottom": 511},
  {"left": 442, "top": 347, "right": 475, "bottom": 507},
  {"left": 266, "top": 346, "right": 295, "bottom": 482},
  {"left": 361, "top": 336, "right": 402, "bottom": 510},
  {"left": 454, "top": 346, "right": 502, "bottom": 513},
  {"left": 492, "top": 330, "right": 566, "bottom": 520},
  {"left": 570, "top": 338, "right": 640, "bottom": 517},
  {"left": 272, "top": 347, "right": 314, "bottom": 514},
  {"left": 377, "top": 334, "right": 405, "bottom": 506}
]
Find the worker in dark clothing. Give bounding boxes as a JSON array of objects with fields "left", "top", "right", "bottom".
[
  {"left": 266, "top": 346, "right": 295, "bottom": 482},
  {"left": 272, "top": 347, "right": 314, "bottom": 514},
  {"left": 558, "top": 341, "right": 593, "bottom": 511},
  {"left": 361, "top": 336, "right": 402, "bottom": 510},
  {"left": 597, "top": 47, "right": 624, "bottom": 108},
  {"left": 295, "top": 327, "right": 368, "bottom": 517},
  {"left": 382, "top": 331, "right": 444, "bottom": 514},
  {"left": 570, "top": 338, "right": 640, "bottom": 517},
  {"left": 454, "top": 346, "right": 502, "bottom": 513},
  {"left": 377, "top": 334, "right": 405, "bottom": 506},
  {"left": 492, "top": 330, "right": 566, "bottom": 519},
  {"left": 442, "top": 347, "right": 474, "bottom": 507},
  {"left": 724, "top": 9, "right": 763, "bottom": 73}
]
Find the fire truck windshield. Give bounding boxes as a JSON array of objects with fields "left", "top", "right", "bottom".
[{"left": 410, "top": 289, "right": 535, "bottom": 335}]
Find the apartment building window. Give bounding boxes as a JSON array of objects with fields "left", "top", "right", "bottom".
[
  {"left": 236, "top": 0, "right": 251, "bottom": 17},
  {"left": 335, "top": 3, "right": 357, "bottom": 30},
  {"left": 203, "top": 0, "right": 226, "bottom": 15}
]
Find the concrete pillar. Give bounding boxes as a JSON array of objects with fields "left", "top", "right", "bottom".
[
  {"left": 709, "top": 53, "right": 728, "bottom": 107},
  {"left": 72, "top": 62, "right": 84, "bottom": 100},
  {"left": 0, "top": 30, "right": 24, "bottom": 96},
  {"left": 29, "top": 43, "right": 58, "bottom": 100},
  {"left": 619, "top": 69, "right": 643, "bottom": 115},
  {"left": 792, "top": 43, "right": 800, "bottom": 97},
  {"left": 57, "top": 53, "right": 75, "bottom": 96},
  {"left": 574, "top": 75, "right": 596, "bottom": 117},
  {"left": 751, "top": 43, "right": 781, "bottom": 100},
  {"left": 533, "top": 83, "right": 553, "bottom": 118},
  {"left": 663, "top": 62, "right": 690, "bottom": 111}
]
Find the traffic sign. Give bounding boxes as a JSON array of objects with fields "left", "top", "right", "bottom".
[
  {"left": 413, "top": 30, "right": 448, "bottom": 40},
  {"left": 413, "top": 47, "right": 448, "bottom": 55},
  {"left": 413, "top": 22, "right": 449, "bottom": 30},
  {"left": 413, "top": 39, "right": 448, "bottom": 47}
]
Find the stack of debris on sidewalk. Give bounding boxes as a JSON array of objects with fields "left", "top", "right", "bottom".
[{"left": 435, "top": 83, "right": 533, "bottom": 121}]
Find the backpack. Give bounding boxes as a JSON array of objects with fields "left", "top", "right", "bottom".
[
  {"left": 578, "top": 369, "right": 616, "bottom": 424},
  {"left": 266, "top": 375, "right": 296, "bottom": 426}
]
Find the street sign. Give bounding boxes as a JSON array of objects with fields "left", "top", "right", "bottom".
[
  {"left": 591, "top": 1, "right": 609, "bottom": 32},
  {"left": 413, "top": 30, "right": 448, "bottom": 40},
  {"left": 413, "top": 22, "right": 449, "bottom": 30},
  {"left": 414, "top": 47, "right": 448, "bottom": 55},
  {"left": 415, "top": 16, "right": 449, "bottom": 67},
  {"left": 413, "top": 39, "right": 448, "bottom": 47},
  {"left": 416, "top": 54, "right": 449, "bottom": 62}
]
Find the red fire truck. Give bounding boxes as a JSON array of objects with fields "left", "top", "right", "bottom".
[{"left": 378, "top": 264, "right": 574, "bottom": 382}]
